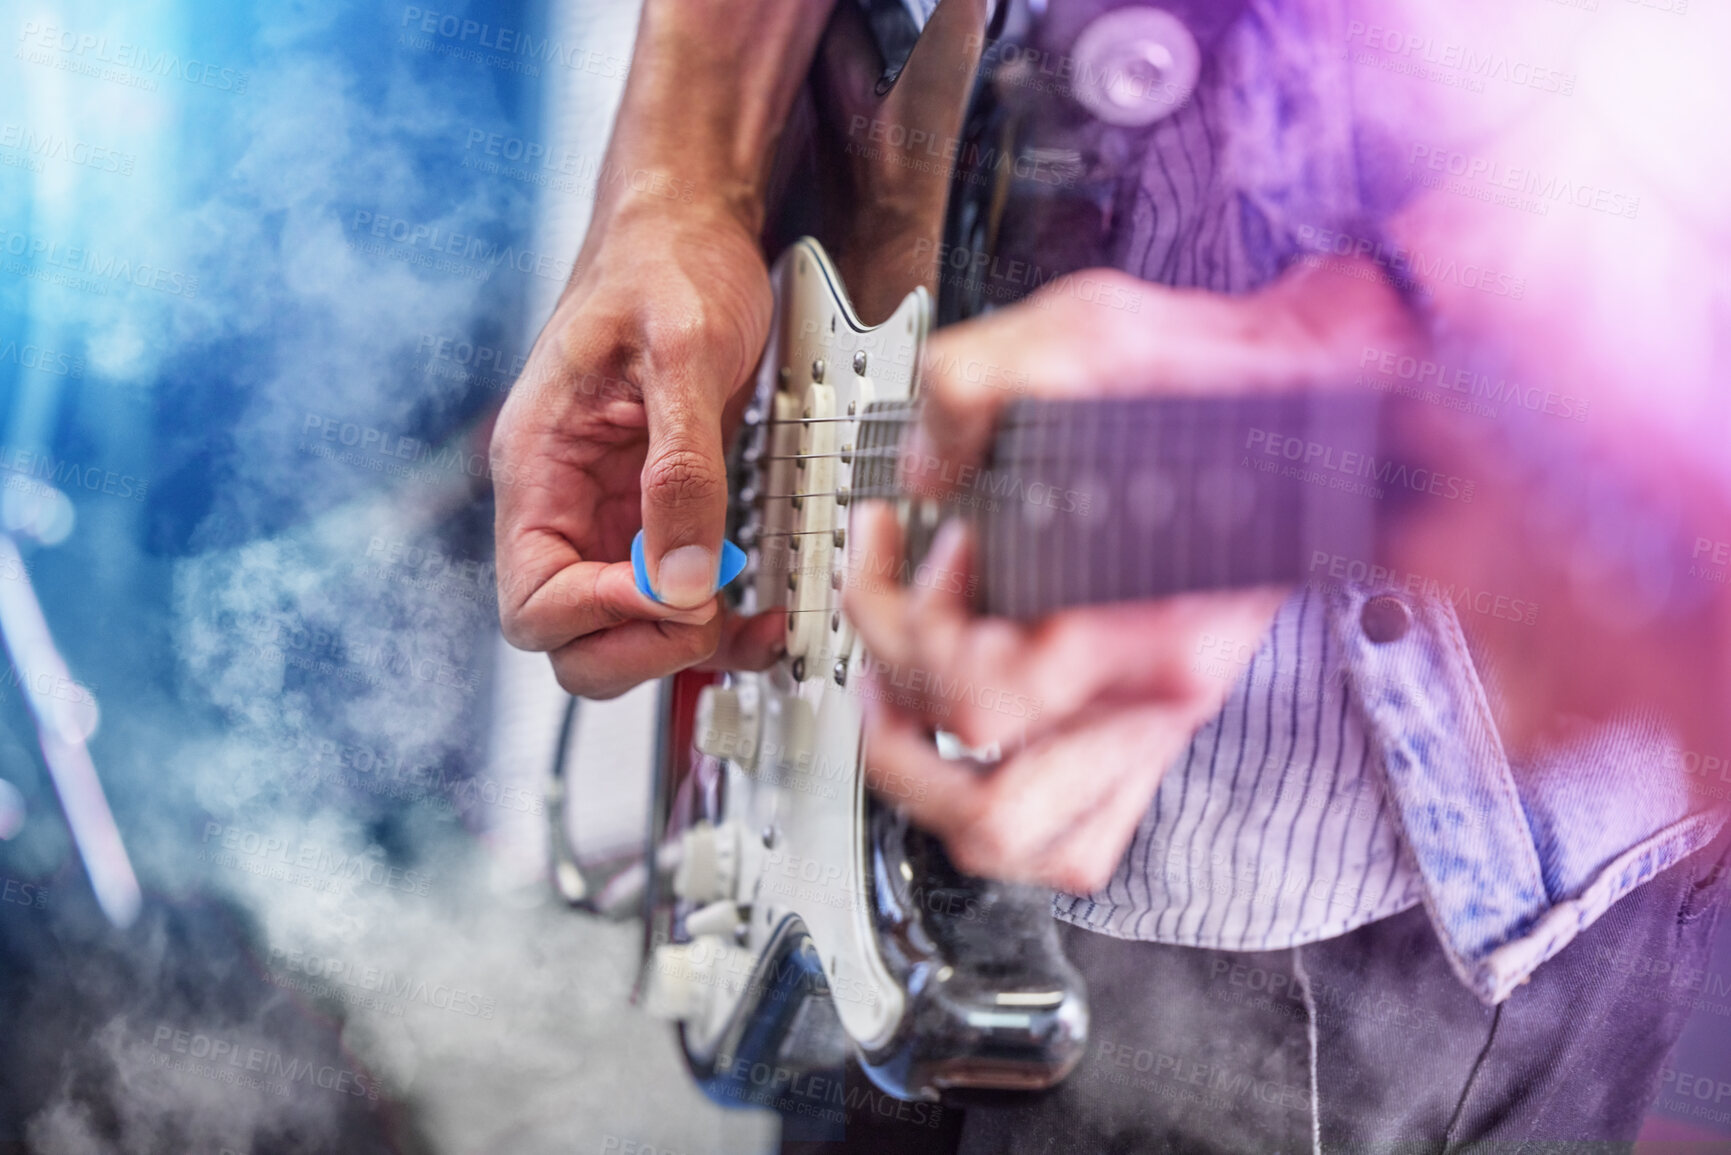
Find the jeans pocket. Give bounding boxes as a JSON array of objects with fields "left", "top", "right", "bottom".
[{"left": 1677, "top": 835, "right": 1731, "bottom": 928}]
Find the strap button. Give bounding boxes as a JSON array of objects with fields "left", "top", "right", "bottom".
[{"left": 1361, "top": 595, "right": 1412, "bottom": 644}]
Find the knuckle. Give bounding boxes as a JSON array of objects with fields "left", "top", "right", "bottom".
[
  {"left": 1052, "top": 850, "right": 1116, "bottom": 896},
  {"left": 643, "top": 444, "right": 724, "bottom": 512},
  {"left": 641, "top": 308, "right": 744, "bottom": 384},
  {"left": 641, "top": 311, "right": 708, "bottom": 366},
  {"left": 675, "top": 620, "right": 722, "bottom": 666},
  {"left": 499, "top": 612, "right": 537, "bottom": 652},
  {"left": 561, "top": 671, "right": 627, "bottom": 701},
  {"left": 955, "top": 805, "right": 1018, "bottom": 875},
  {"left": 948, "top": 706, "right": 1012, "bottom": 752}
]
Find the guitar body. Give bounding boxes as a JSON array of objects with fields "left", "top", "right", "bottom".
[{"left": 644, "top": 239, "right": 1088, "bottom": 1106}]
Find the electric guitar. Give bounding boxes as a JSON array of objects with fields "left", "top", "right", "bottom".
[
  {"left": 634, "top": 235, "right": 1390, "bottom": 1106},
  {"left": 555, "top": 0, "right": 1726, "bottom": 1123}
]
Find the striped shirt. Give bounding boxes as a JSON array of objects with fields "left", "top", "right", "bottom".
[
  {"left": 1055, "top": 586, "right": 1424, "bottom": 948},
  {"left": 995, "top": 0, "right": 1427, "bottom": 948}
]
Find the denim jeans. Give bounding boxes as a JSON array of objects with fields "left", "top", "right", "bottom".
[{"left": 785, "top": 837, "right": 1728, "bottom": 1154}]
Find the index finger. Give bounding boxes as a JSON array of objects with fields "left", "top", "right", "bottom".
[{"left": 497, "top": 532, "right": 714, "bottom": 653}]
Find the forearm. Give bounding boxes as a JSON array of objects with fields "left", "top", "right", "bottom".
[{"left": 598, "top": 0, "right": 837, "bottom": 234}]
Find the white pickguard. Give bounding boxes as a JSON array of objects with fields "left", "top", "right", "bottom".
[{"left": 648, "top": 239, "right": 927, "bottom": 1058}]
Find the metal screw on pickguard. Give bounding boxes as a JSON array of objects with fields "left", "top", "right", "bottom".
[
  {"left": 833, "top": 528, "right": 846, "bottom": 549},
  {"left": 833, "top": 659, "right": 847, "bottom": 686},
  {"left": 835, "top": 487, "right": 850, "bottom": 507},
  {"left": 812, "top": 359, "right": 826, "bottom": 384},
  {"left": 791, "top": 656, "right": 806, "bottom": 681},
  {"left": 853, "top": 350, "right": 867, "bottom": 375},
  {"left": 831, "top": 611, "right": 840, "bottom": 631},
  {"left": 762, "top": 826, "right": 777, "bottom": 849}
]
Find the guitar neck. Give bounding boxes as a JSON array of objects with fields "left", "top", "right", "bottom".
[{"left": 852, "top": 393, "right": 1392, "bottom": 620}]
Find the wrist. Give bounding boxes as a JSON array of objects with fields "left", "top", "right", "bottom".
[{"left": 596, "top": 0, "right": 833, "bottom": 237}]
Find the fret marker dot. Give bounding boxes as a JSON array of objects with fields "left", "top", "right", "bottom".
[{"left": 1128, "top": 469, "right": 1176, "bottom": 529}]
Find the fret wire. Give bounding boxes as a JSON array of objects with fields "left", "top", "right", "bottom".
[
  {"left": 1029, "top": 398, "right": 1048, "bottom": 616},
  {"left": 772, "top": 414, "right": 918, "bottom": 426},
  {"left": 755, "top": 489, "right": 900, "bottom": 502},
  {"left": 759, "top": 449, "right": 907, "bottom": 463},
  {"left": 1174, "top": 397, "right": 1193, "bottom": 593},
  {"left": 763, "top": 401, "right": 1301, "bottom": 433},
  {"left": 1067, "top": 399, "right": 1082, "bottom": 611}
]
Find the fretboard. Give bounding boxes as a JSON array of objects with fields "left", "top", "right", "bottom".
[{"left": 853, "top": 392, "right": 1393, "bottom": 620}]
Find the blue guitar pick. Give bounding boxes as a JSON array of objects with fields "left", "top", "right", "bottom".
[{"left": 631, "top": 529, "right": 748, "bottom": 604}]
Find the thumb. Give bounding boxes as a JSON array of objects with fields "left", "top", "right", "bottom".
[{"left": 640, "top": 386, "right": 730, "bottom": 609}]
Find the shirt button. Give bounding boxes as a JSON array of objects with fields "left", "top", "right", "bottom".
[
  {"left": 1361, "top": 595, "right": 1412, "bottom": 644},
  {"left": 1069, "top": 7, "right": 1201, "bottom": 128}
]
